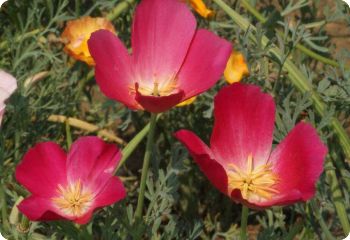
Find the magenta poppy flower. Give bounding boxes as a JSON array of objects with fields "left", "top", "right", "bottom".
[
  {"left": 175, "top": 84, "right": 327, "bottom": 208},
  {"left": 88, "top": 0, "right": 232, "bottom": 113},
  {"left": 0, "top": 70, "right": 17, "bottom": 125},
  {"left": 16, "top": 137, "right": 126, "bottom": 224}
]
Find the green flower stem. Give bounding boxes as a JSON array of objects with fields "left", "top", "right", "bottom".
[
  {"left": 213, "top": 0, "right": 350, "bottom": 160},
  {"left": 240, "top": 0, "right": 266, "bottom": 23},
  {"left": 240, "top": 205, "right": 249, "bottom": 240},
  {"left": 295, "top": 44, "right": 339, "bottom": 68},
  {"left": 134, "top": 113, "right": 158, "bottom": 220},
  {"left": 325, "top": 160, "right": 350, "bottom": 234},
  {"left": 115, "top": 114, "right": 161, "bottom": 174},
  {"left": 240, "top": 0, "right": 340, "bottom": 68}
]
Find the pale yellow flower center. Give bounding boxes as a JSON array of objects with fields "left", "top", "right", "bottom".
[
  {"left": 131, "top": 79, "right": 177, "bottom": 97},
  {"left": 52, "top": 180, "right": 93, "bottom": 217},
  {"left": 227, "top": 154, "right": 279, "bottom": 202}
]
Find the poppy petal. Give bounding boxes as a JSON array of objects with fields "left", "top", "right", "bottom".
[
  {"left": 66, "top": 136, "right": 121, "bottom": 189},
  {"left": 131, "top": 0, "right": 196, "bottom": 84},
  {"left": 18, "top": 196, "right": 68, "bottom": 221},
  {"left": 230, "top": 189, "right": 303, "bottom": 209},
  {"left": 135, "top": 89, "right": 185, "bottom": 113},
  {"left": 73, "top": 211, "right": 94, "bottom": 225},
  {"left": 174, "top": 130, "right": 228, "bottom": 194},
  {"left": 210, "top": 84, "right": 275, "bottom": 168},
  {"left": 176, "top": 29, "right": 232, "bottom": 98},
  {"left": 93, "top": 177, "right": 126, "bottom": 208},
  {"left": 88, "top": 30, "right": 139, "bottom": 109},
  {"left": 15, "top": 142, "right": 67, "bottom": 197},
  {"left": 268, "top": 122, "right": 327, "bottom": 203},
  {"left": 73, "top": 177, "right": 126, "bottom": 225}
]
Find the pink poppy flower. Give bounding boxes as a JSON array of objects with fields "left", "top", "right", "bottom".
[
  {"left": 16, "top": 137, "right": 126, "bottom": 224},
  {"left": 88, "top": 0, "right": 232, "bottom": 113},
  {"left": 175, "top": 84, "right": 327, "bottom": 208},
  {"left": 0, "top": 70, "right": 17, "bottom": 125}
]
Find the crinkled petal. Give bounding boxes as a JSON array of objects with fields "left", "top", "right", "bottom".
[
  {"left": 265, "top": 122, "right": 327, "bottom": 205},
  {"left": 210, "top": 83, "right": 275, "bottom": 168},
  {"left": 15, "top": 142, "right": 67, "bottom": 197},
  {"left": 88, "top": 30, "right": 139, "bottom": 109},
  {"left": 66, "top": 136, "right": 121, "bottom": 190},
  {"left": 18, "top": 196, "right": 70, "bottom": 221},
  {"left": 175, "top": 130, "right": 228, "bottom": 194},
  {"left": 176, "top": 29, "right": 232, "bottom": 98},
  {"left": 131, "top": 0, "right": 196, "bottom": 85}
]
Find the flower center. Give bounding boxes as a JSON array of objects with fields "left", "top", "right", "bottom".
[
  {"left": 131, "top": 78, "right": 177, "bottom": 97},
  {"left": 52, "top": 180, "right": 93, "bottom": 217},
  {"left": 227, "top": 154, "right": 279, "bottom": 202}
]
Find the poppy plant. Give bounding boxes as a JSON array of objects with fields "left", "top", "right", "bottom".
[
  {"left": 61, "top": 16, "right": 115, "bottom": 66},
  {"left": 0, "top": 70, "right": 17, "bottom": 125},
  {"left": 16, "top": 137, "right": 126, "bottom": 224},
  {"left": 88, "top": 0, "right": 232, "bottom": 113},
  {"left": 175, "top": 84, "right": 327, "bottom": 208}
]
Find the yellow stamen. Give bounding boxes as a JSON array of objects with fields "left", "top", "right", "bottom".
[
  {"left": 153, "top": 82, "right": 159, "bottom": 96},
  {"left": 52, "top": 180, "right": 93, "bottom": 217},
  {"left": 227, "top": 154, "right": 279, "bottom": 202},
  {"left": 130, "top": 77, "right": 177, "bottom": 97}
]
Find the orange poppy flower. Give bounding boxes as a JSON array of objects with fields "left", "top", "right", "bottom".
[
  {"left": 61, "top": 16, "right": 115, "bottom": 66},
  {"left": 189, "top": 0, "right": 214, "bottom": 19},
  {"left": 224, "top": 51, "right": 249, "bottom": 84}
]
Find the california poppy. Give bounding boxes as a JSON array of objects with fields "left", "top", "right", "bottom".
[
  {"left": 88, "top": 0, "right": 231, "bottom": 113},
  {"left": 16, "top": 137, "right": 126, "bottom": 224},
  {"left": 175, "top": 84, "right": 327, "bottom": 208}
]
